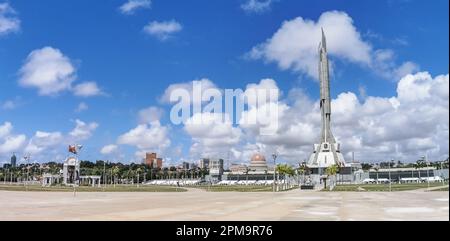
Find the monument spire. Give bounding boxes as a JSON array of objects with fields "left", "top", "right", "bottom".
[
  {"left": 308, "top": 29, "right": 346, "bottom": 169},
  {"left": 321, "top": 28, "right": 327, "bottom": 51}
]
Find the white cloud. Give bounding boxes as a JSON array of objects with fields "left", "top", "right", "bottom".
[
  {"left": 25, "top": 131, "right": 64, "bottom": 155},
  {"left": 372, "top": 49, "right": 420, "bottom": 80},
  {"left": 69, "top": 119, "right": 99, "bottom": 141},
  {"left": 0, "top": 134, "right": 26, "bottom": 154},
  {"left": 0, "top": 3, "right": 20, "bottom": 35},
  {"left": 19, "top": 47, "right": 105, "bottom": 97},
  {"left": 75, "top": 102, "right": 89, "bottom": 113},
  {"left": 0, "top": 122, "right": 26, "bottom": 155},
  {"left": 393, "top": 61, "right": 420, "bottom": 80},
  {"left": 241, "top": 0, "right": 274, "bottom": 14},
  {"left": 117, "top": 121, "right": 170, "bottom": 152},
  {"left": 161, "top": 78, "right": 219, "bottom": 105},
  {"left": 143, "top": 20, "right": 182, "bottom": 41},
  {"left": 243, "top": 78, "right": 279, "bottom": 104},
  {"left": 170, "top": 74, "right": 446, "bottom": 163},
  {"left": 119, "top": 0, "right": 151, "bottom": 15},
  {"left": 73, "top": 81, "right": 103, "bottom": 97},
  {"left": 19, "top": 47, "right": 76, "bottom": 96},
  {"left": 138, "top": 106, "right": 163, "bottom": 124},
  {"left": 101, "top": 144, "right": 118, "bottom": 155},
  {"left": 0, "top": 119, "right": 100, "bottom": 161},
  {"left": 0, "top": 122, "right": 13, "bottom": 139},
  {"left": 237, "top": 72, "right": 449, "bottom": 163},
  {"left": 185, "top": 112, "right": 242, "bottom": 158},
  {"left": 248, "top": 11, "right": 418, "bottom": 80}
]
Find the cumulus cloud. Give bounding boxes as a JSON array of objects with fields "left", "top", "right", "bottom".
[
  {"left": 0, "top": 122, "right": 26, "bottom": 155},
  {"left": 101, "top": 144, "right": 118, "bottom": 155},
  {"left": 0, "top": 119, "right": 99, "bottom": 161},
  {"left": 143, "top": 20, "right": 182, "bottom": 41},
  {"left": 248, "top": 11, "right": 418, "bottom": 80},
  {"left": 178, "top": 72, "right": 448, "bottom": 163},
  {"left": 25, "top": 131, "right": 64, "bottom": 155},
  {"left": 0, "top": 122, "right": 13, "bottom": 139},
  {"left": 119, "top": 0, "right": 151, "bottom": 15},
  {"left": 161, "top": 78, "right": 219, "bottom": 105},
  {"left": 241, "top": 0, "right": 274, "bottom": 14},
  {"left": 73, "top": 81, "right": 104, "bottom": 97},
  {"left": 0, "top": 2, "right": 20, "bottom": 35},
  {"left": 18, "top": 47, "right": 104, "bottom": 97},
  {"left": 19, "top": 47, "right": 76, "bottom": 96},
  {"left": 185, "top": 112, "right": 242, "bottom": 158},
  {"left": 243, "top": 72, "right": 448, "bottom": 163},
  {"left": 69, "top": 119, "right": 99, "bottom": 141},
  {"left": 117, "top": 121, "right": 170, "bottom": 153}
]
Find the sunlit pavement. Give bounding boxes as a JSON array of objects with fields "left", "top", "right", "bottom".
[{"left": 0, "top": 189, "right": 448, "bottom": 221}]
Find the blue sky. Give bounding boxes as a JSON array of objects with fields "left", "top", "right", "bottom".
[{"left": 0, "top": 0, "right": 448, "bottom": 165}]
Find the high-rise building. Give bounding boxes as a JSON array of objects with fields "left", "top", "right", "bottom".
[
  {"left": 10, "top": 153, "right": 17, "bottom": 168},
  {"left": 156, "top": 158, "right": 163, "bottom": 169},
  {"left": 209, "top": 159, "right": 224, "bottom": 176},
  {"left": 145, "top": 153, "right": 163, "bottom": 169},
  {"left": 182, "top": 162, "right": 190, "bottom": 170},
  {"left": 199, "top": 158, "right": 210, "bottom": 169}
]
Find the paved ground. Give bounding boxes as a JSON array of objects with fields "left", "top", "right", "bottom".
[{"left": 0, "top": 189, "right": 448, "bottom": 221}]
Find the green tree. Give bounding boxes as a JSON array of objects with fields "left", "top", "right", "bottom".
[
  {"left": 112, "top": 166, "right": 120, "bottom": 187},
  {"left": 414, "top": 160, "right": 426, "bottom": 180},
  {"left": 324, "top": 164, "right": 339, "bottom": 189}
]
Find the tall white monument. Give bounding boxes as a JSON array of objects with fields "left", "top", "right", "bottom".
[{"left": 307, "top": 29, "right": 346, "bottom": 169}]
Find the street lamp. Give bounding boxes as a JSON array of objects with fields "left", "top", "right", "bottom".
[
  {"left": 23, "top": 154, "right": 30, "bottom": 191},
  {"left": 272, "top": 153, "right": 278, "bottom": 192},
  {"left": 389, "top": 159, "right": 393, "bottom": 192}
]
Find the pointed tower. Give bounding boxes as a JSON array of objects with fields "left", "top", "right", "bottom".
[{"left": 307, "top": 29, "right": 346, "bottom": 170}]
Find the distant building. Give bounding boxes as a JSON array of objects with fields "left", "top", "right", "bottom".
[
  {"left": 191, "top": 163, "right": 198, "bottom": 170},
  {"left": 145, "top": 153, "right": 163, "bottom": 169},
  {"left": 229, "top": 164, "right": 248, "bottom": 174},
  {"left": 182, "top": 162, "right": 190, "bottom": 170},
  {"left": 209, "top": 159, "right": 224, "bottom": 181},
  {"left": 249, "top": 153, "right": 268, "bottom": 173},
  {"left": 199, "top": 158, "right": 210, "bottom": 169},
  {"left": 10, "top": 153, "right": 17, "bottom": 168}
]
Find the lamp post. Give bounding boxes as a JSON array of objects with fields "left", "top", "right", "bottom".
[
  {"left": 272, "top": 153, "right": 278, "bottom": 192},
  {"left": 389, "top": 160, "right": 392, "bottom": 192},
  {"left": 103, "top": 160, "right": 107, "bottom": 190},
  {"left": 425, "top": 155, "right": 430, "bottom": 190},
  {"left": 24, "top": 154, "right": 30, "bottom": 191}
]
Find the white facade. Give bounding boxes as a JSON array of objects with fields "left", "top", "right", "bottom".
[{"left": 63, "top": 156, "right": 80, "bottom": 186}]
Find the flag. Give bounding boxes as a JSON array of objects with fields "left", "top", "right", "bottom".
[{"left": 68, "top": 145, "right": 77, "bottom": 154}]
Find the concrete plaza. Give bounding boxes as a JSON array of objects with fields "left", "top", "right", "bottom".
[{"left": 0, "top": 189, "right": 448, "bottom": 221}]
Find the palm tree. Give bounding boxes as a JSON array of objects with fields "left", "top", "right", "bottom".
[
  {"left": 276, "top": 164, "right": 294, "bottom": 190},
  {"left": 414, "top": 160, "right": 426, "bottom": 182},
  {"left": 112, "top": 166, "right": 120, "bottom": 187},
  {"left": 325, "top": 164, "right": 339, "bottom": 190},
  {"left": 297, "top": 163, "right": 308, "bottom": 185},
  {"left": 373, "top": 164, "right": 380, "bottom": 183}
]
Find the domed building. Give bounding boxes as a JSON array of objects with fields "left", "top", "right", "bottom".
[{"left": 249, "top": 153, "right": 268, "bottom": 173}]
